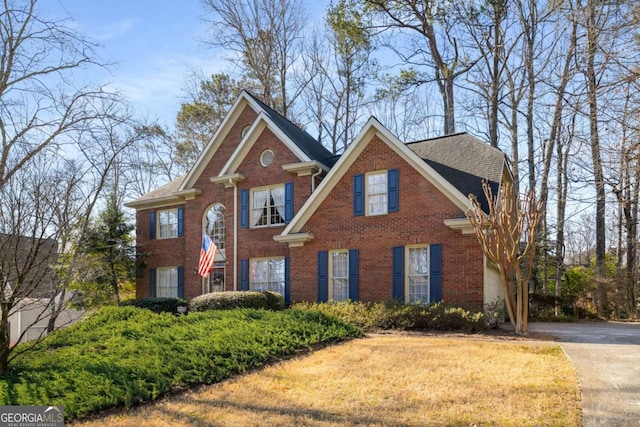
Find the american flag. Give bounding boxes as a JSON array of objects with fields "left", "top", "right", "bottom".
[{"left": 198, "top": 233, "right": 217, "bottom": 277}]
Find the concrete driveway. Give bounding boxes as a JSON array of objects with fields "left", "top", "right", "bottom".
[{"left": 529, "top": 322, "right": 640, "bottom": 427}]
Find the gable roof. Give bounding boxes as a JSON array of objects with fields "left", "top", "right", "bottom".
[
  {"left": 280, "top": 117, "right": 475, "bottom": 236},
  {"left": 124, "top": 174, "right": 188, "bottom": 209},
  {"left": 424, "top": 159, "right": 500, "bottom": 214},
  {"left": 127, "top": 91, "right": 335, "bottom": 210},
  {"left": 406, "top": 132, "right": 506, "bottom": 213},
  {"left": 243, "top": 93, "right": 335, "bottom": 168},
  {"left": 406, "top": 132, "right": 505, "bottom": 183},
  {"left": 219, "top": 109, "right": 332, "bottom": 175}
]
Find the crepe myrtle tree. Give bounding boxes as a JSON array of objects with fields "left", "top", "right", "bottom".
[{"left": 466, "top": 179, "right": 541, "bottom": 336}]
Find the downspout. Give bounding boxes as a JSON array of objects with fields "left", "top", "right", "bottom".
[
  {"left": 311, "top": 167, "right": 323, "bottom": 192},
  {"left": 231, "top": 179, "right": 238, "bottom": 291}
]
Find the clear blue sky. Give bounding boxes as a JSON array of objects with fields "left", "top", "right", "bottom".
[{"left": 48, "top": 0, "right": 328, "bottom": 126}]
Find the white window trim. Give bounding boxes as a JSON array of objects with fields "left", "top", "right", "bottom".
[
  {"left": 328, "top": 250, "right": 349, "bottom": 301},
  {"left": 157, "top": 208, "right": 179, "bottom": 239},
  {"left": 249, "top": 257, "right": 285, "bottom": 295},
  {"left": 405, "top": 245, "right": 430, "bottom": 304},
  {"left": 203, "top": 203, "right": 226, "bottom": 250},
  {"left": 250, "top": 184, "right": 286, "bottom": 228},
  {"left": 157, "top": 266, "right": 178, "bottom": 298},
  {"left": 365, "top": 170, "right": 388, "bottom": 216}
]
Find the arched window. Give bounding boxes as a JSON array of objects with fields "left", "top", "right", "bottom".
[{"left": 204, "top": 204, "right": 225, "bottom": 250}]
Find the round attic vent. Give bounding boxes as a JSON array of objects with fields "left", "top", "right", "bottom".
[
  {"left": 241, "top": 125, "right": 251, "bottom": 138},
  {"left": 260, "top": 149, "right": 275, "bottom": 167}
]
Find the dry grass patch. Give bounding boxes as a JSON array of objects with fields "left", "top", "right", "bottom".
[{"left": 74, "top": 335, "right": 580, "bottom": 427}]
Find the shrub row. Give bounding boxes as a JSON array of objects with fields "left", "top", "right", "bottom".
[
  {"left": 294, "top": 300, "right": 485, "bottom": 333},
  {"left": 119, "top": 297, "right": 186, "bottom": 314},
  {"left": 189, "top": 291, "right": 284, "bottom": 312},
  {"left": 0, "top": 306, "right": 361, "bottom": 420}
]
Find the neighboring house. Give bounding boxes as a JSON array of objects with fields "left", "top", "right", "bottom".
[
  {"left": 1, "top": 235, "right": 83, "bottom": 344},
  {"left": 125, "top": 91, "right": 510, "bottom": 311}
]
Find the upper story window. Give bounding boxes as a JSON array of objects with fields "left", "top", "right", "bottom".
[
  {"left": 204, "top": 204, "right": 225, "bottom": 250},
  {"left": 353, "top": 169, "right": 399, "bottom": 217},
  {"left": 251, "top": 185, "right": 285, "bottom": 227},
  {"left": 240, "top": 183, "right": 293, "bottom": 229},
  {"left": 158, "top": 208, "right": 179, "bottom": 239},
  {"left": 149, "top": 207, "right": 183, "bottom": 240},
  {"left": 366, "top": 171, "right": 388, "bottom": 215}
]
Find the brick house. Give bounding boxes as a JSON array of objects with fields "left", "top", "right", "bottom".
[{"left": 125, "top": 91, "right": 509, "bottom": 311}]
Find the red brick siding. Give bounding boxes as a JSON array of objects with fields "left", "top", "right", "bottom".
[
  {"left": 136, "top": 105, "right": 259, "bottom": 299},
  {"left": 235, "top": 127, "right": 314, "bottom": 268},
  {"left": 289, "top": 135, "right": 485, "bottom": 311},
  {"left": 134, "top": 204, "right": 186, "bottom": 298},
  {"left": 135, "top": 104, "right": 319, "bottom": 299}
]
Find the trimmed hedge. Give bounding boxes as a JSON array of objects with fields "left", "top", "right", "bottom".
[
  {"left": 119, "top": 297, "right": 187, "bottom": 314},
  {"left": 189, "top": 291, "right": 285, "bottom": 312},
  {"left": 294, "top": 300, "right": 485, "bottom": 333},
  {"left": 1, "top": 306, "right": 361, "bottom": 420}
]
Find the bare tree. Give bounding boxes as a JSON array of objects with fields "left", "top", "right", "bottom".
[
  {"left": 201, "top": 0, "right": 306, "bottom": 117},
  {"left": 466, "top": 179, "right": 541, "bottom": 336},
  {"left": 572, "top": 0, "right": 637, "bottom": 316},
  {"left": 610, "top": 81, "right": 640, "bottom": 317},
  {"left": 300, "top": 0, "right": 376, "bottom": 153},
  {"left": 363, "top": 0, "right": 483, "bottom": 135},
  {"left": 0, "top": 0, "right": 140, "bottom": 372}
]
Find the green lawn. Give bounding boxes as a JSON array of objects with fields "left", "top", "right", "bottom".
[{"left": 0, "top": 306, "right": 361, "bottom": 421}]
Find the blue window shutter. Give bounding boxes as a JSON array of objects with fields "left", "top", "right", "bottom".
[
  {"left": 348, "top": 249, "right": 359, "bottom": 301},
  {"left": 149, "top": 268, "right": 156, "bottom": 298},
  {"left": 285, "top": 182, "right": 294, "bottom": 223},
  {"left": 177, "top": 207, "right": 184, "bottom": 237},
  {"left": 353, "top": 174, "right": 364, "bottom": 216},
  {"left": 240, "top": 189, "right": 249, "bottom": 228},
  {"left": 284, "top": 256, "right": 291, "bottom": 306},
  {"left": 177, "top": 266, "right": 184, "bottom": 298},
  {"left": 388, "top": 169, "right": 399, "bottom": 212},
  {"left": 392, "top": 246, "right": 404, "bottom": 301},
  {"left": 240, "top": 259, "right": 249, "bottom": 290},
  {"left": 149, "top": 211, "right": 156, "bottom": 240},
  {"left": 317, "top": 251, "right": 328, "bottom": 302},
  {"left": 430, "top": 244, "right": 442, "bottom": 302}
]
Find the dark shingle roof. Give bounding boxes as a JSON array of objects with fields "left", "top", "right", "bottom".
[
  {"left": 244, "top": 92, "right": 335, "bottom": 168},
  {"left": 406, "top": 132, "right": 506, "bottom": 212},
  {"left": 407, "top": 132, "right": 505, "bottom": 182},
  {"left": 424, "top": 159, "right": 499, "bottom": 213}
]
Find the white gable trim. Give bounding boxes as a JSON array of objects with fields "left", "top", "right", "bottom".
[
  {"left": 218, "top": 112, "right": 312, "bottom": 175},
  {"left": 179, "top": 91, "right": 264, "bottom": 191},
  {"left": 279, "top": 117, "right": 471, "bottom": 237}
]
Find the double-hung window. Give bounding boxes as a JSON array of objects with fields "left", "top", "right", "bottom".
[
  {"left": 158, "top": 208, "right": 178, "bottom": 239},
  {"left": 250, "top": 258, "right": 285, "bottom": 295},
  {"left": 329, "top": 250, "right": 349, "bottom": 301},
  {"left": 157, "top": 267, "right": 178, "bottom": 297},
  {"left": 406, "top": 245, "right": 430, "bottom": 304},
  {"left": 366, "top": 171, "right": 388, "bottom": 215},
  {"left": 354, "top": 169, "right": 398, "bottom": 216},
  {"left": 251, "top": 185, "right": 285, "bottom": 227}
]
